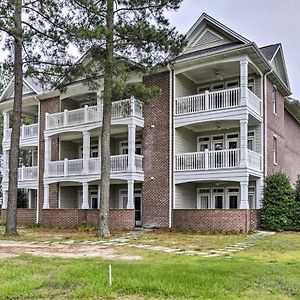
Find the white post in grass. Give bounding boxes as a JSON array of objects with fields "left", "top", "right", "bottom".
[{"left": 109, "top": 264, "right": 112, "bottom": 287}]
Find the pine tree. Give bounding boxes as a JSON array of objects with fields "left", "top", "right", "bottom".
[
  {"left": 0, "top": 0, "right": 75, "bottom": 235},
  {"left": 64, "top": 0, "right": 186, "bottom": 237}
]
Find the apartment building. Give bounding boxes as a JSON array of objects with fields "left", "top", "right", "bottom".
[{"left": 1, "top": 13, "right": 300, "bottom": 232}]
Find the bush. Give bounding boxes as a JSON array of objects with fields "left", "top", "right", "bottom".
[
  {"left": 293, "top": 175, "right": 300, "bottom": 231},
  {"left": 261, "top": 171, "right": 294, "bottom": 231}
]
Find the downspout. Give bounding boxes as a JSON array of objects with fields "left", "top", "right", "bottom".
[
  {"left": 264, "top": 70, "right": 273, "bottom": 178},
  {"left": 167, "top": 64, "right": 173, "bottom": 228},
  {"left": 35, "top": 96, "right": 40, "bottom": 224}
]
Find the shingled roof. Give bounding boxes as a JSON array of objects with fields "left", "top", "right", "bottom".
[{"left": 259, "top": 43, "right": 280, "bottom": 61}]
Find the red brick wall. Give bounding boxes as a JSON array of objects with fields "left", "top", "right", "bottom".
[
  {"left": 173, "top": 209, "right": 260, "bottom": 232},
  {"left": 142, "top": 71, "right": 171, "bottom": 228},
  {"left": 40, "top": 209, "right": 135, "bottom": 231},
  {"left": 39, "top": 97, "right": 60, "bottom": 214},
  {"left": 1, "top": 209, "right": 36, "bottom": 225},
  {"left": 266, "top": 79, "right": 286, "bottom": 175}
]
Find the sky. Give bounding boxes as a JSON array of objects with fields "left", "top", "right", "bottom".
[{"left": 166, "top": 0, "right": 300, "bottom": 99}]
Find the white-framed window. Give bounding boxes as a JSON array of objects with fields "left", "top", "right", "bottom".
[
  {"left": 211, "top": 82, "right": 224, "bottom": 91},
  {"left": 197, "top": 188, "right": 211, "bottom": 209},
  {"left": 225, "top": 80, "right": 239, "bottom": 89},
  {"left": 79, "top": 144, "right": 99, "bottom": 158},
  {"left": 248, "top": 186, "right": 256, "bottom": 209},
  {"left": 227, "top": 187, "right": 239, "bottom": 209},
  {"left": 197, "top": 85, "right": 210, "bottom": 94},
  {"left": 248, "top": 77, "right": 255, "bottom": 92},
  {"left": 211, "top": 135, "right": 224, "bottom": 151},
  {"left": 273, "top": 135, "right": 278, "bottom": 165},
  {"left": 212, "top": 188, "right": 224, "bottom": 209},
  {"left": 226, "top": 133, "right": 239, "bottom": 149},
  {"left": 197, "top": 136, "right": 210, "bottom": 152},
  {"left": 272, "top": 86, "right": 277, "bottom": 115},
  {"left": 248, "top": 131, "right": 255, "bottom": 151},
  {"left": 119, "top": 140, "right": 142, "bottom": 155}
]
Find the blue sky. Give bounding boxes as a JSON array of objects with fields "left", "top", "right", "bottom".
[{"left": 166, "top": 0, "right": 300, "bottom": 99}]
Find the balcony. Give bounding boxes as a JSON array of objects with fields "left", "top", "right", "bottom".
[
  {"left": 45, "top": 98, "right": 143, "bottom": 132},
  {"left": 2, "top": 166, "right": 38, "bottom": 189},
  {"left": 3, "top": 123, "right": 39, "bottom": 148},
  {"left": 175, "top": 149, "right": 262, "bottom": 184},
  {"left": 47, "top": 155, "right": 143, "bottom": 179},
  {"left": 174, "top": 88, "right": 261, "bottom": 127}
]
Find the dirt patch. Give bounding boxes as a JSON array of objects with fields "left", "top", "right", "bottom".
[{"left": 0, "top": 240, "right": 142, "bottom": 260}]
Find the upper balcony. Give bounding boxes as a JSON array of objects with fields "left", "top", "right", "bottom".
[
  {"left": 174, "top": 88, "right": 261, "bottom": 127},
  {"left": 2, "top": 123, "right": 39, "bottom": 150},
  {"left": 45, "top": 98, "right": 144, "bottom": 135}
]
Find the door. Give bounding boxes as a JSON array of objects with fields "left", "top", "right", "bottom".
[
  {"left": 135, "top": 192, "right": 142, "bottom": 227},
  {"left": 228, "top": 195, "right": 238, "bottom": 209},
  {"left": 212, "top": 136, "right": 224, "bottom": 168},
  {"left": 90, "top": 191, "right": 98, "bottom": 209},
  {"left": 214, "top": 194, "right": 223, "bottom": 209}
]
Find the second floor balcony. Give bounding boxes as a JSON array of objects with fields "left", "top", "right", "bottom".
[
  {"left": 3, "top": 123, "right": 39, "bottom": 149},
  {"left": 175, "top": 88, "right": 261, "bottom": 127},
  {"left": 45, "top": 98, "right": 143, "bottom": 132}
]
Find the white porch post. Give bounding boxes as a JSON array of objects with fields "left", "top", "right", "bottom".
[
  {"left": 2, "top": 150, "right": 8, "bottom": 181},
  {"left": 2, "top": 190, "right": 8, "bottom": 209},
  {"left": 44, "top": 136, "right": 52, "bottom": 177},
  {"left": 82, "top": 182, "right": 89, "bottom": 209},
  {"left": 43, "top": 184, "right": 50, "bottom": 209},
  {"left": 240, "top": 58, "right": 248, "bottom": 106},
  {"left": 240, "top": 118, "right": 248, "bottom": 168},
  {"left": 256, "top": 177, "right": 263, "bottom": 209},
  {"left": 83, "top": 131, "right": 90, "bottom": 174},
  {"left": 128, "top": 124, "right": 136, "bottom": 172},
  {"left": 28, "top": 189, "right": 32, "bottom": 209},
  {"left": 127, "top": 180, "right": 134, "bottom": 209},
  {"left": 239, "top": 180, "right": 249, "bottom": 209},
  {"left": 2, "top": 112, "right": 9, "bottom": 142},
  {"left": 97, "top": 184, "right": 101, "bottom": 209}
]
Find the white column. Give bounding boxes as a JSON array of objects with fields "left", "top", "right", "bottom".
[
  {"left": 127, "top": 180, "right": 134, "bottom": 209},
  {"left": 43, "top": 184, "right": 50, "bottom": 209},
  {"left": 97, "top": 184, "right": 101, "bottom": 209},
  {"left": 2, "top": 150, "right": 8, "bottom": 181},
  {"left": 256, "top": 177, "right": 263, "bottom": 209},
  {"left": 2, "top": 112, "right": 9, "bottom": 142},
  {"left": 240, "top": 59, "right": 249, "bottom": 106},
  {"left": 83, "top": 131, "right": 90, "bottom": 174},
  {"left": 44, "top": 136, "right": 52, "bottom": 177},
  {"left": 128, "top": 124, "right": 136, "bottom": 172},
  {"left": 240, "top": 118, "right": 248, "bottom": 168},
  {"left": 82, "top": 182, "right": 89, "bottom": 209},
  {"left": 2, "top": 190, "right": 8, "bottom": 209},
  {"left": 28, "top": 189, "right": 32, "bottom": 209},
  {"left": 98, "top": 135, "right": 101, "bottom": 157},
  {"left": 239, "top": 180, "right": 249, "bottom": 209}
]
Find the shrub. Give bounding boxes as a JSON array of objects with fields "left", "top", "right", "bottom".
[
  {"left": 261, "top": 171, "right": 294, "bottom": 231},
  {"left": 293, "top": 175, "right": 300, "bottom": 231}
]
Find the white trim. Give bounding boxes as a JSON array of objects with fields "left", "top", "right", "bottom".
[
  {"left": 191, "top": 28, "right": 224, "bottom": 48},
  {"left": 272, "top": 134, "right": 278, "bottom": 165}
]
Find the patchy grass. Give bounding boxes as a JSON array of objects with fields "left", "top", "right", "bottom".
[
  {"left": 130, "top": 228, "right": 247, "bottom": 250},
  {"left": 0, "top": 230, "right": 299, "bottom": 299}
]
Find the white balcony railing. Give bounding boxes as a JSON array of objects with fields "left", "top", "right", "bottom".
[
  {"left": 135, "top": 155, "right": 143, "bottom": 172},
  {"left": 175, "top": 149, "right": 240, "bottom": 171},
  {"left": 4, "top": 123, "right": 39, "bottom": 142},
  {"left": 248, "top": 149, "right": 262, "bottom": 171},
  {"left": 175, "top": 88, "right": 240, "bottom": 115},
  {"left": 46, "top": 98, "right": 143, "bottom": 130},
  {"left": 4, "top": 166, "right": 38, "bottom": 182},
  {"left": 248, "top": 90, "right": 261, "bottom": 115},
  {"left": 47, "top": 155, "right": 143, "bottom": 177}
]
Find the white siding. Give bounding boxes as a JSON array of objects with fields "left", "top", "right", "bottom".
[
  {"left": 175, "top": 127, "right": 197, "bottom": 154},
  {"left": 60, "top": 186, "right": 79, "bottom": 208},
  {"left": 175, "top": 183, "right": 197, "bottom": 209},
  {"left": 175, "top": 74, "right": 197, "bottom": 98}
]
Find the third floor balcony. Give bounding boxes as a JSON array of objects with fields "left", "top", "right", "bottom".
[{"left": 45, "top": 98, "right": 143, "bottom": 134}]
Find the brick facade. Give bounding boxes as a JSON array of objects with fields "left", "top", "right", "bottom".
[
  {"left": 173, "top": 209, "right": 260, "bottom": 232},
  {"left": 1, "top": 209, "right": 36, "bottom": 225},
  {"left": 266, "top": 79, "right": 300, "bottom": 184},
  {"left": 41, "top": 209, "right": 135, "bottom": 231},
  {"left": 38, "top": 96, "right": 60, "bottom": 218},
  {"left": 142, "top": 71, "right": 171, "bottom": 228}
]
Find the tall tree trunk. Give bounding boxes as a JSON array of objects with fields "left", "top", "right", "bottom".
[
  {"left": 98, "top": 0, "right": 114, "bottom": 237},
  {"left": 5, "top": 0, "right": 23, "bottom": 236}
]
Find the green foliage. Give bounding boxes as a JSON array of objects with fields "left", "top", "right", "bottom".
[
  {"left": 261, "top": 171, "right": 294, "bottom": 231},
  {"left": 293, "top": 175, "right": 300, "bottom": 231},
  {"left": 17, "top": 189, "right": 28, "bottom": 209}
]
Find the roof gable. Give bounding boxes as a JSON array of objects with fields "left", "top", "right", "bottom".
[
  {"left": 0, "top": 78, "right": 40, "bottom": 102},
  {"left": 183, "top": 13, "right": 250, "bottom": 54}
]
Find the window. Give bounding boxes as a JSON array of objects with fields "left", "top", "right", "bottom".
[
  {"left": 273, "top": 136, "right": 278, "bottom": 165},
  {"left": 248, "top": 78, "right": 255, "bottom": 92},
  {"left": 120, "top": 140, "right": 142, "bottom": 155},
  {"left": 197, "top": 137, "right": 210, "bottom": 152},
  {"left": 197, "top": 189, "right": 211, "bottom": 209},
  {"left": 248, "top": 131, "right": 255, "bottom": 151},
  {"left": 197, "top": 86, "right": 210, "bottom": 94},
  {"left": 272, "top": 86, "right": 277, "bottom": 115},
  {"left": 225, "top": 80, "right": 239, "bottom": 89},
  {"left": 248, "top": 187, "right": 255, "bottom": 209}
]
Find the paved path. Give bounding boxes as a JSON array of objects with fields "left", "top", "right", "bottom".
[{"left": 59, "top": 230, "right": 276, "bottom": 258}]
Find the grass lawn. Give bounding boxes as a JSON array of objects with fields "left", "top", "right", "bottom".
[{"left": 0, "top": 228, "right": 299, "bottom": 299}]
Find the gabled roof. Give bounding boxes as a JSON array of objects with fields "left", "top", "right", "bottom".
[
  {"left": 182, "top": 13, "right": 250, "bottom": 54},
  {"left": 0, "top": 77, "right": 44, "bottom": 103},
  {"left": 260, "top": 43, "right": 281, "bottom": 61}
]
